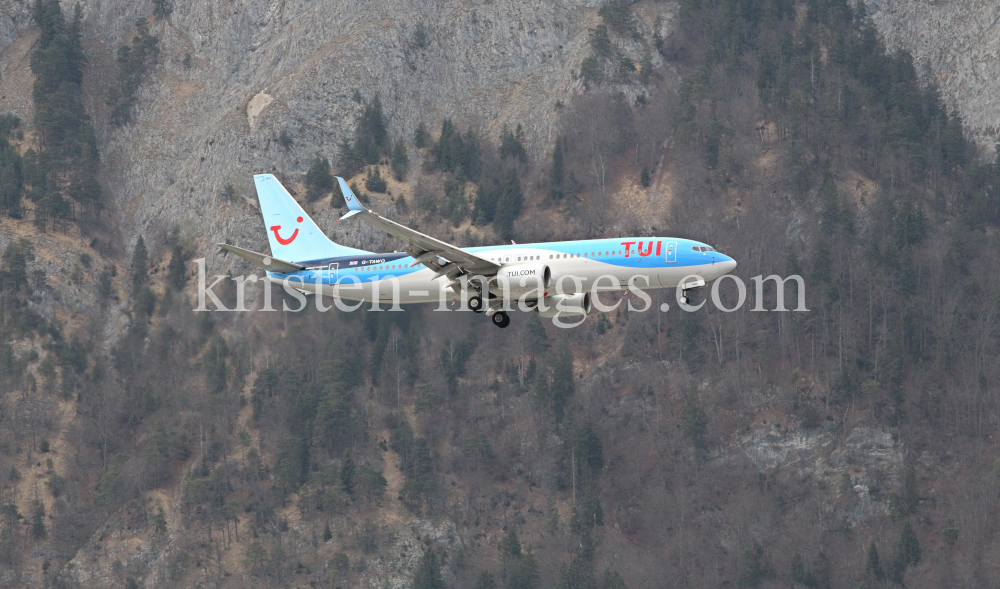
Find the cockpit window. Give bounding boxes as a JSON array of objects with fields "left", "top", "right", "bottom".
[{"left": 692, "top": 246, "right": 716, "bottom": 252}]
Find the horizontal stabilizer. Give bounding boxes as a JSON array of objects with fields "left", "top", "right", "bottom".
[{"left": 217, "top": 244, "right": 304, "bottom": 273}]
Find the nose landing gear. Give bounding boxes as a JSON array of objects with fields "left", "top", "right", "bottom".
[{"left": 678, "top": 276, "right": 707, "bottom": 305}]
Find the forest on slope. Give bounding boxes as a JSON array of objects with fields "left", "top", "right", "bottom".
[{"left": 1, "top": 0, "right": 1000, "bottom": 588}]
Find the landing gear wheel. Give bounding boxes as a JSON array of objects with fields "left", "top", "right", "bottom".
[
  {"left": 491, "top": 311, "right": 510, "bottom": 329},
  {"left": 469, "top": 295, "right": 484, "bottom": 313},
  {"left": 680, "top": 295, "right": 689, "bottom": 305}
]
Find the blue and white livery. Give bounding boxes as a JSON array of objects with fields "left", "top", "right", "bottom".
[{"left": 219, "top": 174, "right": 737, "bottom": 328}]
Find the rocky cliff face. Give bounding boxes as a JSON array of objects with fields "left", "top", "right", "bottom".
[
  {"left": 865, "top": 0, "right": 1000, "bottom": 149},
  {"left": 2, "top": 1, "right": 996, "bottom": 255},
  {"left": 73, "top": 0, "right": 630, "bottom": 261}
]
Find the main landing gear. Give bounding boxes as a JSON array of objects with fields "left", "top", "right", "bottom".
[
  {"left": 491, "top": 311, "right": 510, "bottom": 329},
  {"left": 468, "top": 294, "right": 507, "bottom": 328}
]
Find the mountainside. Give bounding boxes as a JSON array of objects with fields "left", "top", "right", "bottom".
[
  {"left": 78, "top": 0, "right": 667, "bottom": 261},
  {"left": 2, "top": 0, "right": 1000, "bottom": 588},
  {"left": 865, "top": 0, "right": 1000, "bottom": 147}
]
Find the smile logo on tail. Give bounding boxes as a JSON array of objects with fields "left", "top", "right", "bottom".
[{"left": 270, "top": 216, "right": 303, "bottom": 245}]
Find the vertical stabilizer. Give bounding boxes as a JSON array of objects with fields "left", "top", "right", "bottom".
[{"left": 253, "top": 174, "right": 370, "bottom": 262}]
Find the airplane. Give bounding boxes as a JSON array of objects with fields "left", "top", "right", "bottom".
[{"left": 218, "top": 174, "right": 737, "bottom": 328}]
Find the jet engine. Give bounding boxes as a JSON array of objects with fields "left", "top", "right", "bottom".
[
  {"left": 490, "top": 264, "right": 552, "bottom": 297},
  {"left": 536, "top": 293, "right": 592, "bottom": 317}
]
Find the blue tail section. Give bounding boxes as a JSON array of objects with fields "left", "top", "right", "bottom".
[{"left": 254, "top": 174, "right": 370, "bottom": 263}]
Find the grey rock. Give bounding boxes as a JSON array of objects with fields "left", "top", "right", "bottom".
[
  {"left": 866, "top": 0, "right": 1000, "bottom": 148},
  {"left": 74, "top": 0, "right": 640, "bottom": 265}
]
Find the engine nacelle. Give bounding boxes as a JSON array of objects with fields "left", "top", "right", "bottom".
[
  {"left": 491, "top": 264, "right": 552, "bottom": 297},
  {"left": 536, "top": 293, "right": 592, "bottom": 318}
]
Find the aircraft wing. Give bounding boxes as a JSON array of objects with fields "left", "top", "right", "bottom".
[
  {"left": 336, "top": 178, "right": 500, "bottom": 279},
  {"left": 217, "top": 243, "right": 304, "bottom": 273}
]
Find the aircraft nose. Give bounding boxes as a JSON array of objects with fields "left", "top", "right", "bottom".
[{"left": 720, "top": 256, "right": 737, "bottom": 275}]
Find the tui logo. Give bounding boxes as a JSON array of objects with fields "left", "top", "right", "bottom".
[{"left": 270, "top": 216, "right": 303, "bottom": 245}]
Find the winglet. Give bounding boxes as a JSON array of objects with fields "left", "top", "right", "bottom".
[
  {"left": 337, "top": 177, "right": 366, "bottom": 213},
  {"left": 339, "top": 209, "right": 363, "bottom": 221}
]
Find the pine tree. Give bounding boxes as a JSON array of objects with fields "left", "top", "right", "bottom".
[
  {"left": 897, "top": 520, "right": 921, "bottom": 567},
  {"left": 305, "top": 156, "right": 334, "bottom": 201},
  {"left": 498, "top": 124, "right": 528, "bottom": 163},
  {"left": 0, "top": 137, "right": 23, "bottom": 216},
  {"left": 474, "top": 571, "right": 497, "bottom": 589},
  {"left": 108, "top": 19, "right": 160, "bottom": 126},
  {"left": 152, "top": 0, "right": 172, "bottom": 19},
  {"left": 31, "top": 500, "right": 46, "bottom": 539},
  {"left": 205, "top": 334, "right": 228, "bottom": 394},
  {"left": 600, "top": 568, "right": 627, "bottom": 589},
  {"left": 412, "top": 546, "right": 445, "bottom": 589},
  {"left": 144, "top": 420, "right": 171, "bottom": 485},
  {"left": 364, "top": 166, "right": 388, "bottom": 193},
  {"left": 153, "top": 506, "right": 168, "bottom": 534},
  {"left": 556, "top": 555, "right": 596, "bottom": 589},
  {"left": 167, "top": 244, "right": 187, "bottom": 290},
  {"left": 492, "top": 167, "right": 523, "bottom": 238},
  {"left": 130, "top": 236, "right": 148, "bottom": 293},
  {"left": 864, "top": 541, "right": 884, "bottom": 581},
  {"left": 340, "top": 450, "right": 356, "bottom": 498},
  {"left": 355, "top": 97, "right": 387, "bottom": 165},
  {"left": 507, "top": 548, "right": 539, "bottom": 589},
  {"left": 599, "top": 0, "right": 635, "bottom": 34},
  {"left": 549, "top": 343, "right": 575, "bottom": 421},
  {"left": 391, "top": 138, "right": 409, "bottom": 181},
  {"left": 414, "top": 121, "right": 430, "bottom": 148},
  {"left": 550, "top": 139, "right": 566, "bottom": 199},
  {"left": 500, "top": 528, "right": 522, "bottom": 577}
]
